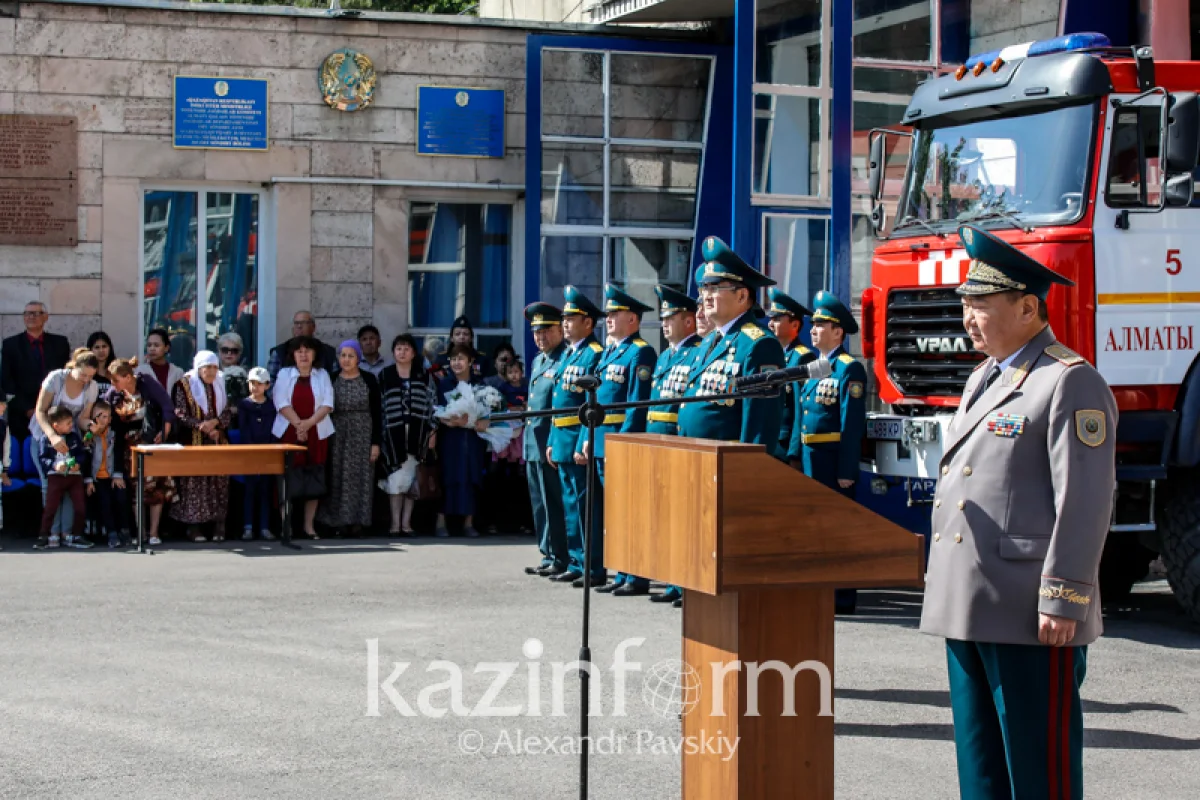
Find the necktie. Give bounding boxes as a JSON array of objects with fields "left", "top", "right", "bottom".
[
  {"left": 965, "top": 365, "right": 1001, "bottom": 412},
  {"left": 704, "top": 331, "right": 723, "bottom": 359}
]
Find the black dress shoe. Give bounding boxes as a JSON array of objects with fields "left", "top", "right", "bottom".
[
  {"left": 649, "top": 592, "right": 677, "bottom": 603},
  {"left": 551, "top": 570, "right": 583, "bottom": 583},
  {"left": 594, "top": 582, "right": 618, "bottom": 593},
  {"left": 613, "top": 584, "right": 649, "bottom": 597},
  {"left": 537, "top": 565, "right": 566, "bottom": 577},
  {"left": 572, "top": 575, "right": 606, "bottom": 589},
  {"left": 525, "top": 564, "right": 548, "bottom": 576},
  {"left": 672, "top": 599, "right": 682, "bottom": 608}
]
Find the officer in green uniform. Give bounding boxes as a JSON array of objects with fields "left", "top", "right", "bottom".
[
  {"left": 646, "top": 284, "right": 701, "bottom": 606},
  {"left": 546, "top": 287, "right": 606, "bottom": 587},
  {"left": 591, "top": 284, "right": 658, "bottom": 596},
  {"left": 788, "top": 290, "right": 867, "bottom": 614},
  {"left": 677, "top": 237, "right": 786, "bottom": 454},
  {"left": 521, "top": 302, "right": 570, "bottom": 578},
  {"left": 764, "top": 288, "right": 815, "bottom": 461},
  {"left": 921, "top": 226, "right": 1115, "bottom": 800},
  {"left": 646, "top": 285, "right": 701, "bottom": 437}
]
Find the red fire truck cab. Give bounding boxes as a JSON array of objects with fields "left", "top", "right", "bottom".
[{"left": 862, "top": 33, "right": 1200, "bottom": 621}]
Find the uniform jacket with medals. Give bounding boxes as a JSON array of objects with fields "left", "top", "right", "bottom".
[
  {"left": 919, "top": 326, "right": 1117, "bottom": 647},
  {"left": 547, "top": 334, "right": 604, "bottom": 464},
  {"left": 788, "top": 344, "right": 867, "bottom": 485},
  {"left": 646, "top": 334, "right": 702, "bottom": 436},
  {"left": 778, "top": 341, "right": 818, "bottom": 453},
  {"left": 590, "top": 334, "right": 657, "bottom": 459},
  {"left": 677, "top": 310, "right": 786, "bottom": 454},
  {"left": 523, "top": 340, "right": 568, "bottom": 463}
]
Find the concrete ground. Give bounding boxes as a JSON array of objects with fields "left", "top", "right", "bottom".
[{"left": 0, "top": 535, "right": 1197, "bottom": 799}]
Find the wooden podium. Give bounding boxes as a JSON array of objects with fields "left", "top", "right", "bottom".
[{"left": 604, "top": 434, "right": 925, "bottom": 800}]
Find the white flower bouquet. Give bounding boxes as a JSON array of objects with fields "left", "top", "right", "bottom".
[{"left": 434, "top": 381, "right": 519, "bottom": 453}]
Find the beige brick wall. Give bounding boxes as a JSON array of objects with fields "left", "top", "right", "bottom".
[{"left": 0, "top": 2, "right": 533, "bottom": 361}]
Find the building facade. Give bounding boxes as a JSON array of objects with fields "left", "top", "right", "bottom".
[{"left": 0, "top": 0, "right": 1188, "bottom": 370}]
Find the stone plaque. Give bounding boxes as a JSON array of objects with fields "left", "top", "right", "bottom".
[{"left": 0, "top": 115, "right": 78, "bottom": 246}]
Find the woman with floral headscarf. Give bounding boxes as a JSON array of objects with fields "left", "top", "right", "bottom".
[{"left": 170, "top": 350, "right": 234, "bottom": 542}]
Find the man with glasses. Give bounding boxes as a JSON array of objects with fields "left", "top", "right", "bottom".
[
  {"left": 677, "top": 238, "right": 786, "bottom": 453},
  {"left": 266, "top": 310, "right": 338, "bottom": 382},
  {"left": 1, "top": 302, "right": 71, "bottom": 440}
]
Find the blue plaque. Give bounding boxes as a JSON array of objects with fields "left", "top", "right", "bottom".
[
  {"left": 174, "top": 76, "right": 269, "bottom": 151},
  {"left": 417, "top": 87, "right": 505, "bottom": 158}
]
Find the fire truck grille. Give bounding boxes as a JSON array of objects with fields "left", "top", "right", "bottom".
[{"left": 885, "top": 288, "right": 986, "bottom": 397}]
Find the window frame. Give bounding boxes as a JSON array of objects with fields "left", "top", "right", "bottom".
[
  {"left": 539, "top": 47, "right": 716, "bottom": 331},
  {"left": 138, "top": 183, "right": 273, "bottom": 368},
  {"left": 405, "top": 198, "right": 519, "bottom": 343}
]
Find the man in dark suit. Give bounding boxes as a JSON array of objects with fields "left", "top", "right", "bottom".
[
  {"left": 1, "top": 301, "right": 71, "bottom": 439},
  {"left": 265, "top": 310, "right": 338, "bottom": 382}
]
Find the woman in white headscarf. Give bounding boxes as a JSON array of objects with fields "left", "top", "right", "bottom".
[{"left": 170, "top": 350, "right": 234, "bottom": 542}]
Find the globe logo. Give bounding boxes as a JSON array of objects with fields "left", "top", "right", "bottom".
[{"left": 642, "top": 659, "right": 702, "bottom": 719}]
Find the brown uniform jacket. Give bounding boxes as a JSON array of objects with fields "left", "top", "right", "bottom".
[{"left": 919, "top": 326, "right": 1117, "bottom": 646}]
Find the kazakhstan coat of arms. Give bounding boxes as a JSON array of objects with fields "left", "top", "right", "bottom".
[{"left": 319, "top": 49, "right": 377, "bottom": 112}]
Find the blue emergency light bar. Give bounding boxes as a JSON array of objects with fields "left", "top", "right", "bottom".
[{"left": 963, "top": 32, "right": 1112, "bottom": 71}]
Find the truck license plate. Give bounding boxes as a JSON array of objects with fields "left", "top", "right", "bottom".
[{"left": 867, "top": 418, "right": 904, "bottom": 441}]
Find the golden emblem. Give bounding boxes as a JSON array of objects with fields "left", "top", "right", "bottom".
[
  {"left": 320, "top": 49, "right": 377, "bottom": 112},
  {"left": 1038, "top": 584, "right": 1091, "bottom": 605},
  {"left": 532, "top": 314, "right": 544, "bottom": 324},
  {"left": 214, "top": 80, "right": 229, "bottom": 98},
  {"left": 1075, "top": 410, "right": 1106, "bottom": 447}
]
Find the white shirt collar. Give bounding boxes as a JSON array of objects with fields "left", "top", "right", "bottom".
[{"left": 994, "top": 338, "right": 1036, "bottom": 374}]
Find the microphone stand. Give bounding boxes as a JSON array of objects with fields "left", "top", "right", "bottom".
[{"left": 491, "top": 374, "right": 801, "bottom": 800}]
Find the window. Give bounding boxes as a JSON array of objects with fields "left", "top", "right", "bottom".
[
  {"left": 761, "top": 214, "right": 830, "bottom": 305},
  {"left": 141, "top": 189, "right": 263, "bottom": 369},
  {"left": 754, "top": 0, "right": 830, "bottom": 204},
  {"left": 853, "top": 0, "right": 933, "bottom": 63},
  {"left": 408, "top": 202, "right": 512, "bottom": 357},
  {"left": 540, "top": 48, "right": 712, "bottom": 340}
]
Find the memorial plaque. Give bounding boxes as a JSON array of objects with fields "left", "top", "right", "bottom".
[
  {"left": 0, "top": 115, "right": 78, "bottom": 247},
  {"left": 417, "top": 87, "right": 505, "bottom": 158}
]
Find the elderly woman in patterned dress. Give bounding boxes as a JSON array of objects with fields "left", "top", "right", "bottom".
[
  {"left": 316, "top": 340, "right": 381, "bottom": 537},
  {"left": 170, "top": 350, "right": 234, "bottom": 542}
]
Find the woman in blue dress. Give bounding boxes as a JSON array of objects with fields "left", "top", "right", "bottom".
[{"left": 436, "top": 343, "right": 489, "bottom": 537}]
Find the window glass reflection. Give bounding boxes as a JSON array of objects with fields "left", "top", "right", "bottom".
[
  {"left": 143, "top": 190, "right": 198, "bottom": 370},
  {"left": 204, "top": 192, "right": 259, "bottom": 364}
]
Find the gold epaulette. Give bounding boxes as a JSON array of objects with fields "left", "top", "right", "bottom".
[
  {"left": 838, "top": 353, "right": 854, "bottom": 365},
  {"left": 588, "top": 341, "right": 604, "bottom": 353},
  {"left": 740, "top": 323, "right": 765, "bottom": 341},
  {"left": 796, "top": 345, "right": 811, "bottom": 355},
  {"left": 632, "top": 338, "right": 649, "bottom": 348},
  {"left": 1044, "top": 343, "right": 1084, "bottom": 366}
]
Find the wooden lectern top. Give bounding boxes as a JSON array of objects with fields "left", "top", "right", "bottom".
[{"left": 604, "top": 433, "right": 925, "bottom": 595}]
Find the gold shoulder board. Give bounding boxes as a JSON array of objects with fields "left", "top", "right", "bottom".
[
  {"left": 1044, "top": 344, "right": 1084, "bottom": 366},
  {"left": 838, "top": 353, "right": 854, "bottom": 365},
  {"left": 633, "top": 338, "right": 649, "bottom": 348},
  {"left": 740, "top": 323, "right": 765, "bottom": 341},
  {"left": 796, "top": 345, "right": 811, "bottom": 355},
  {"left": 588, "top": 342, "right": 604, "bottom": 353}
]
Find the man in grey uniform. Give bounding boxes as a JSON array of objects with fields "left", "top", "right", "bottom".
[{"left": 920, "top": 225, "right": 1116, "bottom": 800}]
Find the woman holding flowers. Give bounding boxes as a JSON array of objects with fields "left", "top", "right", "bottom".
[{"left": 435, "top": 343, "right": 490, "bottom": 537}]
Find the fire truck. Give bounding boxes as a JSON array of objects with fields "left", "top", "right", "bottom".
[{"left": 862, "top": 33, "right": 1200, "bottom": 621}]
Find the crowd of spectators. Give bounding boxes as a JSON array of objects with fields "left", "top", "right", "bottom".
[{"left": 0, "top": 303, "right": 532, "bottom": 549}]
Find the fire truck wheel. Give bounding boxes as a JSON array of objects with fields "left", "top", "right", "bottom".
[
  {"left": 1098, "top": 535, "right": 1155, "bottom": 607},
  {"left": 1158, "top": 468, "right": 1200, "bottom": 624}
]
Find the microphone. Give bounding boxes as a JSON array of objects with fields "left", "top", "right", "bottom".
[
  {"left": 574, "top": 375, "right": 603, "bottom": 391},
  {"left": 734, "top": 357, "right": 833, "bottom": 390}
]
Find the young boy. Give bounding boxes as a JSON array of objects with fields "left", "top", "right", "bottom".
[
  {"left": 238, "top": 367, "right": 276, "bottom": 541},
  {"left": 85, "top": 400, "right": 129, "bottom": 549},
  {"left": 37, "top": 406, "right": 92, "bottom": 549}
]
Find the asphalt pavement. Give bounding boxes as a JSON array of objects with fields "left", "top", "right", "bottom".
[{"left": 0, "top": 536, "right": 1197, "bottom": 799}]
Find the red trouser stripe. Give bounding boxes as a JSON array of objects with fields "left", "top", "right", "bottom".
[
  {"left": 1048, "top": 647, "right": 1061, "bottom": 800},
  {"left": 1061, "top": 648, "right": 1074, "bottom": 800}
]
